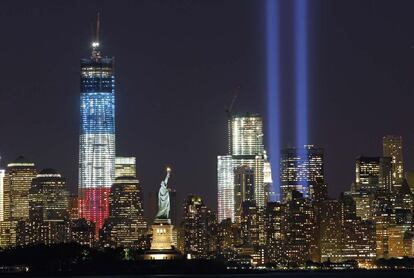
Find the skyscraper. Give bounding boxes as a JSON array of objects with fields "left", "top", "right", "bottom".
[
  {"left": 3, "top": 156, "right": 37, "bottom": 221},
  {"left": 355, "top": 156, "right": 392, "bottom": 192},
  {"left": 78, "top": 20, "right": 116, "bottom": 233},
  {"left": 234, "top": 166, "right": 255, "bottom": 224},
  {"left": 383, "top": 135, "right": 404, "bottom": 185},
  {"left": 217, "top": 114, "right": 268, "bottom": 223},
  {"left": 217, "top": 155, "right": 234, "bottom": 222},
  {"left": 0, "top": 168, "right": 5, "bottom": 221},
  {"left": 100, "top": 176, "right": 147, "bottom": 248},
  {"left": 182, "top": 195, "right": 217, "bottom": 259},
  {"left": 115, "top": 157, "right": 136, "bottom": 178},
  {"left": 280, "top": 145, "right": 326, "bottom": 202},
  {"left": 17, "top": 169, "right": 70, "bottom": 245}
]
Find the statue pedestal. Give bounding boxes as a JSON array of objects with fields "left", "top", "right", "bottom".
[
  {"left": 151, "top": 219, "right": 173, "bottom": 250},
  {"left": 142, "top": 218, "right": 181, "bottom": 260}
]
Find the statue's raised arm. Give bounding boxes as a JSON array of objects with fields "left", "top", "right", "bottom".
[{"left": 164, "top": 167, "right": 171, "bottom": 185}]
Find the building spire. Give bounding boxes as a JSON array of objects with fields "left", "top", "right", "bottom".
[{"left": 91, "top": 12, "right": 101, "bottom": 59}]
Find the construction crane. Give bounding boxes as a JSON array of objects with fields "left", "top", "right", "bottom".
[{"left": 225, "top": 85, "right": 240, "bottom": 118}]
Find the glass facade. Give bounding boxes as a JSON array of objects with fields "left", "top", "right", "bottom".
[
  {"left": 78, "top": 46, "right": 115, "bottom": 234},
  {"left": 217, "top": 155, "right": 234, "bottom": 222},
  {"left": 0, "top": 169, "right": 5, "bottom": 221},
  {"left": 115, "top": 156, "right": 136, "bottom": 178},
  {"left": 280, "top": 145, "right": 325, "bottom": 202}
]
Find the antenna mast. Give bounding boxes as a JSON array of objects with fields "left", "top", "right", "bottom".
[{"left": 91, "top": 12, "right": 101, "bottom": 59}]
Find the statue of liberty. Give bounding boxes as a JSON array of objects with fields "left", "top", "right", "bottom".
[{"left": 155, "top": 167, "right": 171, "bottom": 220}]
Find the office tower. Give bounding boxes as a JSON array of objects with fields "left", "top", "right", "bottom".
[
  {"left": 234, "top": 166, "right": 255, "bottom": 223},
  {"left": 78, "top": 26, "right": 116, "bottom": 233},
  {"left": 355, "top": 156, "right": 392, "bottom": 192},
  {"left": 115, "top": 157, "right": 136, "bottom": 178},
  {"left": 383, "top": 135, "right": 404, "bottom": 185},
  {"left": 217, "top": 155, "right": 234, "bottom": 222},
  {"left": 101, "top": 176, "right": 147, "bottom": 248},
  {"left": 230, "top": 114, "right": 266, "bottom": 207},
  {"left": 17, "top": 169, "right": 70, "bottom": 245},
  {"left": 216, "top": 218, "right": 241, "bottom": 259},
  {"left": 338, "top": 194, "right": 376, "bottom": 265},
  {"left": 70, "top": 218, "right": 95, "bottom": 247},
  {"left": 265, "top": 202, "right": 285, "bottom": 265},
  {"left": 229, "top": 114, "right": 264, "bottom": 156},
  {"left": 319, "top": 200, "right": 343, "bottom": 262},
  {"left": 0, "top": 169, "right": 5, "bottom": 221},
  {"left": 280, "top": 145, "right": 326, "bottom": 202},
  {"left": 283, "top": 190, "right": 317, "bottom": 265},
  {"left": 217, "top": 114, "right": 268, "bottom": 222},
  {"left": 240, "top": 200, "right": 266, "bottom": 253},
  {"left": 182, "top": 195, "right": 217, "bottom": 259},
  {"left": 3, "top": 156, "right": 37, "bottom": 221}
]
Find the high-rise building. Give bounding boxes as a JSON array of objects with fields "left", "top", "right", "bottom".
[
  {"left": 280, "top": 145, "right": 326, "bottom": 202},
  {"left": 265, "top": 202, "right": 285, "bottom": 265},
  {"left": 240, "top": 201, "right": 265, "bottom": 248},
  {"left": 234, "top": 166, "right": 255, "bottom": 223},
  {"left": 283, "top": 191, "right": 317, "bottom": 265},
  {"left": 17, "top": 169, "right": 70, "bottom": 245},
  {"left": 182, "top": 195, "right": 217, "bottom": 259},
  {"left": 229, "top": 114, "right": 264, "bottom": 156},
  {"left": 3, "top": 156, "right": 37, "bottom": 221},
  {"left": 100, "top": 176, "right": 147, "bottom": 248},
  {"left": 217, "top": 114, "right": 268, "bottom": 222},
  {"left": 383, "top": 135, "right": 404, "bottom": 185},
  {"left": 217, "top": 155, "right": 234, "bottom": 222},
  {"left": 115, "top": 157, "right": 136, "bottom": 178},
  {"left": 355, "top": 156, "right": 392, "bottom": 192},
  {"left": 78, "top": 26, "right": 115, "bottom": 233},
  {"left": 0, "top": 169, "right": 5, "bottom": 221},
  {"left": 319, "top": 200, "right": 343, "bottom": 262}
]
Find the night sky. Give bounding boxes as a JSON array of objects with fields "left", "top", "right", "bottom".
[{"left": 1, "top": 0, "right": 414, "bottom": 211}]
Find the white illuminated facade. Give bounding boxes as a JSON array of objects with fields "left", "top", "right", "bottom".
[
  {"left": 217, "top": 114, "right": 268, "bottom": 223},
  {"left": 217, "top": 155, "right": 234, "bottom": 222},
  {"left": 0, "top": 169, "right": 5, "bottom": 221},
  {"left": 230, "top": 115, "right": 264, "bottom": 156},
  {"left": 115, "top": 156, "right": 136, "bottom": 178}
]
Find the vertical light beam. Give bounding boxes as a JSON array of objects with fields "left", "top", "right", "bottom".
[
  {"left": 265, "top": 0, "right": 281, "bottom": 201},
  {"left": 295, "top": 0, "right": 308, "bottom": 149},
  {"left": 295, "top": 0, "right": 309, "bottom": 193}
]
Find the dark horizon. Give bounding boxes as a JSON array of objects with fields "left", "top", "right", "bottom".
[{"left": 1, "top": 0, "right": 414, "bottom": 211}]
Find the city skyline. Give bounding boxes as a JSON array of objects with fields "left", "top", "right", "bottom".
[{"left": 1, "top": 1, "right": 414, "bottom": 210}]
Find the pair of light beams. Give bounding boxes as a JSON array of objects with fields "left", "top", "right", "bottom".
[{"left": 266, "top": 0, "right": 308, "bottom": 201}]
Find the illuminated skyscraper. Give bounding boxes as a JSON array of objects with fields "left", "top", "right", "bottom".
[
  {"left": 17, "top": 169, "right": 70, "bottom": 245},
  {"left": 355, "top": 156, "right": 392, "bottom": 192},
  {"left": 0, "top": 169, "right": 5, "bottom": 221},
  {"left": 78, "top": 20, "right": 115, "bottom": 233},
  {"left": 217, "top": 114, "right": 268, "bottom": 222},
  {"left": 115, "top": 157, "right": 136, "bottom": 178},
  {"left": 280, "top": 145, "right": 326, "bottom": 202},
  {"left": 100, "top": 176, "right": 147, "bottom": 248},
  {"left": 3, "top": 156, "right": 37, "bottom": 221},
  {"left": 383, "top": 135, "right": 404, "bottom": 185},
  {"left": 217, "top": 155, "right": 234, "bottom": 222},
  {"left": 234, "top": 166, "right": 255, "bottom": 223},
  {"left": 182, "top": 195, "right": 217, "bottom": 259}
]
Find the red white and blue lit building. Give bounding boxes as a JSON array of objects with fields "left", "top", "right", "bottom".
[{"left": 78, "top": 31, "right": 115, "bottom": 234}]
